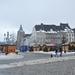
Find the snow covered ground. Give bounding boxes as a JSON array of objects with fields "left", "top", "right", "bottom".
[
  {"left": 0, "top": 51, "right": 75, "bottom": 69},
  {"left": 33, "top": 51, "right": 75, "bottom": 55},
  {"left": 0, "top": 53, "right": 23, "bottom": 60},
  {"left": 0, "top": 51, "right": 74, "bottom": 60}
]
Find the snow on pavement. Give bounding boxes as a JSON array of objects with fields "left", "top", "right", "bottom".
[
  {"left": 0, "top": 55, "right": 75, "bottom": 69},
  {"left": 33, "top": 51, "right": 75, "bottom": 55},
  {"left": 0, "top": 53, "right": 23, "bottom": 60},
  {"left": 0, "top": 51, "right": 75, "bottom": 69},
  {"left": 0, "top": 52, "right": 75, "bottom": 69}
]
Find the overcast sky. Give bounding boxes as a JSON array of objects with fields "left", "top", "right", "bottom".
[{"left": 0, "top": 0, "right": 75, "bottom": 42}]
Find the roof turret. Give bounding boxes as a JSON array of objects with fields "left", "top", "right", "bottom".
[{"left": 19, "top": 25, "right": 23, "bottom": 31}]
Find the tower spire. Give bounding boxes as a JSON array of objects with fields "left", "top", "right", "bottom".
[{"left": 19, "top": 25, "right": 23, "bottom": 31}]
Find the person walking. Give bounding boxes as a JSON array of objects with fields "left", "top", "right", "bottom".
[
  {"left": 60, "top": 47, "right": 62, "bottom": 57},
  {"left": 55, "top": 48, "right": 58, "bottom": 57}
]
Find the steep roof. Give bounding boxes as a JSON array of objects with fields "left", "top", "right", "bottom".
[
  {"left": 35, "top": 23, "right": 71, "bottom": 32},
  {"left": 72, "top": 28, "right": 75, "bottom": 35},
  {"left": 24, "top": 34, "right": 31, "bottom": 38},
  {"left": 60, "top": 23, "right": 71, "bottom": 29}
]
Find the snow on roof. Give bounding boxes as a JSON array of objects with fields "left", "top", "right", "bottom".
[
  {"left": 37, "top": 30, "right": 46, "bottom": 32},
  {"left": 33, "top": 44, "right": 40, "bottom": 47},
  {"left": 37, "top": 29, "right": 57, "bottom": 33},
  {"left": 62, "top": 42, "right": 69, "bottom": 45},
  {"left": 64, "top": 28, "right": 74, "bottom": 32},
  {"left": 45, "top": 44, "right": 55, "bottom": 46},
  {"left": 46, "top": 31, "right": 57, "bottom": 33}
]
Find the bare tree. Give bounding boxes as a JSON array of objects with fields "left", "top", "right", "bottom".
[{"left": 10, "top": 32, "right": 17, "bottom": 45}]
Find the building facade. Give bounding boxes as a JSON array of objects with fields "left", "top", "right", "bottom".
[
  {"left": 26, "top": 23, "right": 74, "bottom": 46},
  {"left": 17, "top": 23, "right": 75, "bottom": 48}
]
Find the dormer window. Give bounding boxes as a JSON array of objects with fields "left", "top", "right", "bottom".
[
  {"left": 66, "top": 27, "right": 69, "bottom": 29},
  {"left": 50, "top": 29, "right": 53, "bottom": 32},
  {"left": 40, "top": 29, "right": 42, "bottom": 32}
]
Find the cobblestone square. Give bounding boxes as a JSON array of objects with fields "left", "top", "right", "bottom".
[{"left": 0, "top": 59, "right": 75, "bottom": 75}]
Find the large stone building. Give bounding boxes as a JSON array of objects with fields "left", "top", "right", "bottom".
[
  {"left": 72, "top": 28, "right": 75, "bottom": 42},
  {"left": 24, "top": 23, "right": 74, "bottom": 46},
  {"left": 17, "top": 23, "right": 75, "bottom": 48}
]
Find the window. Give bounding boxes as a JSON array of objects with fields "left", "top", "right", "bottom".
[
  {"left": 72, "top": 34, "right": 74, "bottom": 37},
  {"left": 67, "top": 38, "right": 68, "bottom": 42},
  {"left": 69, "top": 34, "right": 71, "bottom": 37},
  {"left": 72, "top": 38, "right": 74, "bottom": 41},
  {"left": 67, "top": 34, "right": 68, "bottom": 37}
]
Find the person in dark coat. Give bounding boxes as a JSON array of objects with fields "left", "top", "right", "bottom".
[
  {"left": 60, "top": 47, "right": 62, "bottom": 57},
  {"left": 55, "top": 48, "right": 58, "bottom": 57}
]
